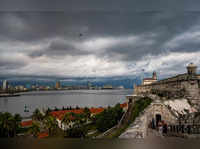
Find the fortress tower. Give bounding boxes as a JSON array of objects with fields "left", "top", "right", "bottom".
[
  {"left": 152, "top": 71, "right": 157, "bottom": 80},
  {"left": 187, "top": 63, "right": 197, "bottom": 75}
]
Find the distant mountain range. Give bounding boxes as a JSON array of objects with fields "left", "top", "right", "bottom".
[{"left": 0, "top": 76, "right": 142, "bottom": 89}]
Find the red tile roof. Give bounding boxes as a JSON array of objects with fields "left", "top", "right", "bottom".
[
  {"left": 38, "top": 132, "right": 49, "bottom": 139},
  {"left": 51, "top": 103, "right": 127, "bottom": 120},
  {"left": 120, "top": 102, "right": 128, "bottom": 108},
  {"left": 51, "top": 109, "right": 84, "bottom": 120},
  {"left": 51, "top": 107, "right": 105, "bottom": 120},
  {"left": 90, "top": 107, "right": 104, "bottom": 114},
  {"left": 21, "top": 120, "right": 33, "bottom": 127}
]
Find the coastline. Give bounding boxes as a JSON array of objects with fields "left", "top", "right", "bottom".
[{"left": 0, "top": 93, "right": 20, "bottom": 97}]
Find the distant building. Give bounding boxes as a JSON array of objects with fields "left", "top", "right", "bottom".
[
  {"left": 142, "top": 71, "right": 157, "bottom": 85},
  {"left": 15, "top": 85, "right": 25, "bottom": 91},
  {"left": 87, "top": 81, "right": 92, "bottom": 89},
  {"left": 25, "top": 84, "right": 31, "bottom": 90},
  {"left": 3, "top": 80, "right": 8, "bottom": 91},
  {"left": 55, "top": 81, "right": 61, "bottom": 89},
  {"left": 102, "top": 85, "right": 113, "bottom": 89},
  {"left": 31, "top": 85, "right": 36, "bottom": 90},
  {"left": 134, "top": 63, "right": 200, "bottom": 104},
  {"left": 117, "top": 86, "right": 125, "bottom": 89}
]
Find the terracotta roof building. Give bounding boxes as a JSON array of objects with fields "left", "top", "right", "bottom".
[
  {"left": 50, "top": 107, "right": 105, "bottom": 120},
  {"left": 38, "top": 132, "right": 49, "bottom": 139},
  {"left": 21, "top": 120, "right": 33, "bottom": 128}
]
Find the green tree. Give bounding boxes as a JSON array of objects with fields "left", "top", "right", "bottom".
[
  {"left": 72, "top": 113, "right": 86, "bottom": 127},
  {"left": 0, "top": 112, "right": 22, "bottom": 138},
  {"left": 0, "top": 112, "right": 3, "bottom": 137},
  {"left": 44, "top": 108, "right": 52, "bottom": 118},
  {"left": 32, "top": 108, "right": 43, "bottom": 121},
  {"left": 44, "top": 116, "right": 58, "bottom": 136},
  {"left": 61, "top": 112, "right": 74, "bottom": 130},
  {"left": 63, "top": 112, "right": 88, "bottom": 138},
  {"left": 95, "top": 104, "right": 124, "bottom": 132},
  {"left": 2, "top": 112, "right": 15, "bottom": 137},
  {"left": 65, "top": 126, "right": 87, "bottom": 138},
  {"left": 13, "top": 114, "right": 22, "bottom": 136},
  {"left": 28, "top": 121, "right": 40, "bottom": 138},
  {"left": 83, "top": 107, "right": 91, "bottom": 122}
]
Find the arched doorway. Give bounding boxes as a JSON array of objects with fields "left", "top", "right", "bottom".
[{"left": 155, "top": 114, "right": 162, "bottom": 127}]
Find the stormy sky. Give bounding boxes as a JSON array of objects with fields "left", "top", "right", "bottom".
[{"left": 1, "top": 0, "right": 200, "bottom": 79}]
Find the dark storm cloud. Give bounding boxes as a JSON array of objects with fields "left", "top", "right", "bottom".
[
  {"left": 28, "top": 38, "right": 90, "bottom": 58},
  {"left": 1, "top": 0, "right": 200, "bottom": 11},
  {"left": 0, "top": 58, "right": 26, "bottom": 69},
  {"left": 1, "top": 0, "right": 200, "bottom": 77},
  {"left": 1, "top": 11, "right": 198, "bottom": 61}
]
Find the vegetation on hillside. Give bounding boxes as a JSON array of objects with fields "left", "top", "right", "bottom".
[
  {"left": 106, "top": 97, "right": 152, "bottom": 138},
  {"left": 94, "top": 103, "right": 124, "bottom": 132},
  {"left": 128, "top": 97, "right": 152, "bottom": 124}
]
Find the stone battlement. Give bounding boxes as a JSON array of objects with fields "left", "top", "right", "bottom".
[{"left": 134, "top": 63, "right": 200, "bottom": 102}]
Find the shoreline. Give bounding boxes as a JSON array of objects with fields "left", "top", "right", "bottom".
[{"left": 0, "top": 93, "right": 20, "bottom": 97}]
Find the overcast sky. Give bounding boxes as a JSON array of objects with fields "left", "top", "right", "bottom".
[{"left": 1, "top": 0, "right": 200, "bottom": 78}]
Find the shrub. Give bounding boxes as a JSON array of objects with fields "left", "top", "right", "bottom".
[
  {"left": 65, "top": 126, "right": 88, "bottom": 138},
  {"left": 95, "top": 103, "right": 124, "bottom": 132}
]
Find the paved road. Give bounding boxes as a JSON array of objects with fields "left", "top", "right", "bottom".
[{"left": 145, "top": 128, "right": 164, "bottom": 141}]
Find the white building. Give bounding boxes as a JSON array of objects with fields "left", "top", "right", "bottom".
[
  {"left": 142, "top": 72, "right": 157, "bottom": 85},
  {"left": 3, "top": 80, "right": 8, "bottom": 91}
]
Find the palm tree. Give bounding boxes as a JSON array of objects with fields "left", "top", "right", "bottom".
[
  {"left": 0, "top": 112, "right": 5, "bottom": 137},
  {"left": 2, "top": 112, "right": 15, "bottom": 137},
  {"left": 13, "top": 114, "right": 22, "bottom": 136},
  {"left": 44, "top": 116, "right": 58, "bottom": 136},
  {"left": 32, "top": 108, "right": 43, "bottom": 121},
  {"left": 83, "top": 107, "right": 91, "bottom": 122},
  {"left": 28, "top": 121, "right": 40, "bottom": 138},
  {"left": 0, "top": 112, "right": 23, "bottom": 138},
  {"left": 44, "top": 108, "right": 51, "bottom": 119}
]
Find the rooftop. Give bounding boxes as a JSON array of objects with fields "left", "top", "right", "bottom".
[
  {"left": 51, "top": 103, "right": 128, "bottom": 120},
  {"left": 38, "top": 132, "right": 49, "bottom": 139},
  {"left": 187, "top": 62, "right": 197, "bottom": 68},
  {"left": 21, "top": 120, "right": 33, "bottom": 127},
  {"left": 143, "top": 78, "right": 156, "bottom": 81},
  {"left": 51, "top": 107, "right": 105, "bottom": 120}
]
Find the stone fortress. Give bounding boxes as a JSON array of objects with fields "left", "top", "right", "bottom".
[
  {"left": 134, "top": 63, "right": 200, "bottom": 105},
  {"left": 120, "top": 63, "right": 200, "bottom": 139},
  {"left": 142, "top": 71, "right": 157, "bottom": 85}
]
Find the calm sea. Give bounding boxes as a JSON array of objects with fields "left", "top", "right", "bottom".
[{"left": 0, "top": 89, "right": 132, "bottom": 117}]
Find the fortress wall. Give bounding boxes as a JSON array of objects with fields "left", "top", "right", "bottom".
[
  {"left": 145, "top": 103, "right": 177, "bottom": 125},
  {"left": 181, "top": 80, "right": 200, "bottom": 98},
  {"left": 134, "top": 79, "right": 184, "bottom": 94},
  {"left": 134, "top": 74, "right": 200, "bottom": 99},
  {"left": 134, "top": 63, "right": 200, "bottom": 99}
]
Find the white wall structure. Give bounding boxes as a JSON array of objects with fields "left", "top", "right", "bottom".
[{"left": 3, "top": 80, "right": 8, "bottom": 91}]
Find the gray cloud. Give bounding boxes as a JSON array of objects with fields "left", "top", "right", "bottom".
[
  {"left": 0, "top": 57, "right": 27, "bottom": 70},
  {"left": 28, "top": 38, "right": 90, "bottom": 58},
  {"left": 0, "top": 3, "right": 200, "bottom": 77},
  {"left": 1, "top": 0, "right": 200, "bottom": 11}
]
